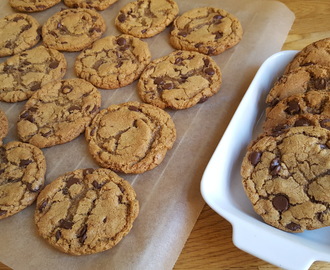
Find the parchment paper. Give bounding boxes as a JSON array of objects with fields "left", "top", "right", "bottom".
[{"left": 0, "top": 0, "right": 294, "bottom": 269}]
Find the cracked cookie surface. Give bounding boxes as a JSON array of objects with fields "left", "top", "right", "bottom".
[
  {"left": 284, "top": 37, "right": 330, "bottom": 73},
  {"left": 0, "top": 45, "right": 67, "bottom": 103},
  {"left": 169, "top": 7, "right": 243, "bottom": 55},
  {"left": 34, "top": 168, "right": 139, "bottom": 255},
  {"left": 75, "top": 34, "right": 151, "bottom": 89},
  {"left": 264, "top": 91, "right": 330, "bottom": 135},
  {"left": 115, "top": 0, "right": 179, "bottom": 38},
  {"left": 266, "top": 65, "right": 330, "bottom": 107},
  {"left": 42, "top": 8, "right": 106, "bottom": 52},
  {"left": 241, "top": 126, "right": 330, "bottom": 232},
  {"left": 138, "top": 50, "right": 222, "bottom": 109},
  {"left": 0, "top": 109, "right": 8, "bottom": 145},
  {"left": 0, "top": 141, "right": 46, "bottom": 220},
  {"left": 9, "top": 0, "right": 61, "bottom": 12},
  {"left": 85, "top": 101, "right": 176, "bottom": 174},
  {"left": 17, "top": 78, "right": 101, "bottom": 148},
  {"left": 0, "top": 13, "right": 41, "bottom": 57},
  {"left": 63, "top": 0, "right": 118, "bottom": 11}
]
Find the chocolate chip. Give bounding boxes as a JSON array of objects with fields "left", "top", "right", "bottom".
[
  {"left": 154, "top": 77, "right": 165, "bottom": 85},
  {"left": 61, "top": 85, "right": 73, "bottom": 94},
  {"left": 198, "top": 96, "right": 208, "bottom": 103},
  {"left": 205, "top": 67, "right": 215, "bottom": 76},
  {"left": 248, "top": 152, "right": 261, "bottom": 166},
  {"left": 92, "top": 59, "right": 103, "bottom": 70},
  {"left": 89, "top": 27, "right": 101, "bottom": 34},
  {"left": 55, "top": 230, "right": 62, "bottom": 241},
  {"left": 90, "top": 127, "right": 96, "bottom": 136},
  {"left": 118, "top": 13, "right": 126, "bottom": 23},
  {"left": 203, "top": 58, "right": 210, "bottom": 67},
  {"left": 320, "top": 119, "right": 330, "bottom": 130},
  {"left": 92, "top": 180, "right": 103, "bottom": 189},
  {"left": 162, "top": 82, "right": 173, "bottom": 90},
  {"left": 30, "top": 82, "right": 41, "bottom": 91},
  {"left": 195, "top": 42, "right": 203, "bottom": 48},
  {"left": 41, "top": 130, "right": 52, "bottom": 138},
  {"left": 83, "top": 168, "right": 94, "bottom": 176},
  {"left": 128, "top": 105, "right": 140, "bottom": 112},
  {"left": 21, "top": 24, "right": 32, "bottom": 32},
  {"left": 27, "top": 183, "right": 42, "bottom": 192},
  {"left": 117, "top": 37, "right": 127, "bottom": 46},
  {"left": 19, "top": 159, "right": 33, "bottom": 167},
  {"left": 77, "top": 224, "right": 88, "bottom": 244},
  {"left": 214, "top": 31, "right": 223, "bottom": 39},
  {"left": 270, "top": 158, "right": 281, "bottom": 176},
  {"left": 175, "top": 57, "right": 183, "bottom": 65},
  {"left": 49, "top": 61, "right": 59, "bottom": 69},
  {"left": 178, "top": 31, "right": 188, "bottom": 37},
  {"left": 286, "top": 222, "right": 301, "bottom": 231},
  {"left": 272, "top": 124, "right": 289, "bottom": 136},
  {"left": 13, "top": 16, "right": 24, "bottom": 22},
  {"left": 294, "top": 117, "right": 312, "bottom": 127},
  {"left": 272, "top": 194, "right": 289, "bottom": 212},
  {"left": 66, "top": 176, "right": 80, "bottom": 188},
  {"left": 141, "top": 29, "right": 147, "bottom": 34},
  {"left": 314, "top": 78, "right": 326, "bottom": 90},
  {"left": 103, "top": 217, "right": 107, "bottom": 223},
  {"left": 68, "top": 105, "right": 81, "bottom": 113},
  {"left": 39, "top": 200, "right": 48, "bottom": 212},
  {"left": 0, "top": 210, "right": 7, "bottom": 216},
  {"left": 118, "top": 195, "right": 123, "bottom": 204},
  {"left": 59, "top": 219, "right": 73, "bottom": 229},
  {"left": 285, "top": 100, "right": 300, "bottom": 115},
  {"left": 213, "top": 14, "right": 223, "bottom": 20}
]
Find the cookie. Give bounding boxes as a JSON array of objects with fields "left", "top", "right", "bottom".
[
  {"left": 169, "top": 7, "right": 243, "bottom": 55},
  {"left": 75, "top": 34, "right": 151, "bottom": 89},
  {"left": 0, "top": 141, "right": 46, "bottom": 220},
  {"left": 137, "top": 50, "right": 222, "bottom": 109},
  {"left": 115, "top": 0, "right": 179, "bottom": 38},
  {"left": 9, "top": 0, "right": 61, "bottom": 12},
  {"left": 241, "top": 126, "right": 330, "bottom": 233},
  {"left": 284, "top": 37, "right": 330, "bottom": 73},
  {"left": 42, "top": 8, "right": 106, "bottom": 52},
  {"left": 17, "top": 78, "right": 101, "bottom": 148},
  {"left": 0, "top": 13, "right": 41, "bottom": 57},
  {"left": 34, "top": 168, "right": 139, "bottom": 255},
  {"left": 85, "top": 101, "right": 176, "bottom": 173},
  {"left": 266, "top": 65, "right": 330, "bottom": 107},
  {"left": 0, "top": 109, "right": 8, "bottom": 145},
  {"left": 63, "top": 0, "right": 118, "bottom": 11},
  {"left": 0, "top": 45, "right": 67, "bottom": 103},
  {"left": 264, "top": 91, "right": 330, "bottom": 135}
]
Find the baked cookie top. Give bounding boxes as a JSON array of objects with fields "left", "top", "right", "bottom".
[
  {"left": 0, "top": 141, "right": 46, "bottom": 220},
  {"left": 241, "top": 126, "right": 330, "bottom": 233},
  {"left": 17, "top": 78, "right": 101, "bottom": 148},
  {"left": 0, "top": 13, "right": 41, "bottom": 57},
  {"left": 115, "top": 0, "right": 179, "bottom": 38},
  {"left": 266, "top": 65, "right": 330, "bottom": 107},
  {"left": 284, "top": 37, "right": 330, "bottom": 73},
  {"left": 0, "top": 109, "right": 8, "bottom": 145},
  {"left": 42, "top": 8, "right": 106, "bottom": 52},
  {"left": 85, "top": 101, "right": 176, "bottom": 173},
  {"left": 138, "top": 50, "right": 222, "bottom": 109},
  {"left": 9, "top": 0, "right": 61, "bottom": 12},
  {"left": 0, "top": 45, "right": 67, "bottom": 103},
  {"left": 75, "top": 34, "right": 151, "bottom": 89},
  {"left": 264, "top": 91, "right": 330, "bottom": 135},
  {"left": 63, "top": 0, "right": 118, "bottom": 11},
  {"left": 34, "top": 168, "right": 139, "bottom": 255},
  {"left": 169, "top": 7, "right": 243, "bottom": 55}
]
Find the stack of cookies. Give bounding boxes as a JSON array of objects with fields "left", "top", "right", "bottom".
[
  {"left": 241, "top": 37, "right": 330, "bottom": 233},
  {"left": 0, "top": 0, "right": 243, "bottom": 256}
]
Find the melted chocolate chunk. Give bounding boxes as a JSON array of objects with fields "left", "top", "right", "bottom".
[
  {"left": 66, "top": 176, "right": 80, "bottom": 188},
  {"left": 294, "top": 117, "right": 312, "bottom": 127},
  {"left": 285, "top": 100, "right": 300, "bottom": 115},
  {"left": 19, "top": 159, "right": 33, "bottom": 167}
]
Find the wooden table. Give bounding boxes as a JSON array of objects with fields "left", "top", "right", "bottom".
[{"left": 0, "top": 1, "right": 329, "bottom": 270}]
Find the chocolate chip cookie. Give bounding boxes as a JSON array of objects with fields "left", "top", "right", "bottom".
[
  {"left": 266, "top": 65, "right": 330, "bottom": 107},
  {"left": 0, "top": 141, "right": 46, "bottom": 220},
  {"left": 0, "top": 109, "right": 8, "bottom": 145},
  {"left": 0, "top": 13, "right": 41, "bottom": 57},
  {"left": 34, "top": 168, "right": 139, "bottom": 255},
  {"left": 264, "top": 91, "right": 330, "bottom": 135},
  {"left": 284, "top": 37, "right": 330, "bottom": 73},
  {"left": 137, "top": 50, "right": 222, "bottom": 109},
  {"left": 75, "top": 34, "right": 151, "bottom": 89},
  {"left": 0, "top": 45, "right": 67, "bottom": 103},
  {"left": 241, "top": 126, "right": 330, "bottom": 232},
  {"left": 115, "top": 0, "right": 179, "bottom": 38},
  {"left": 85, "top": 101, "right": 176, "bottom": 173},
  {"left": 63, "top": 0, "right": 118, "bottom": 11},
  {"left": 17, "top": 78, "right": 101, "bottom": 148},
  {"left": 9, "top": 0, "right": 61, "bottom": 12},
  {"left": 169, "top": 7, "right": 243, "bottom": 55},
  {"left": 42, "top": 8, "right": 106, "bottom": 52}
]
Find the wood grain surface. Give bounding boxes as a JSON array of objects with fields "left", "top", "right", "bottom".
[{"left": 1, "top": 0, "right": 329, "bottom": 269}]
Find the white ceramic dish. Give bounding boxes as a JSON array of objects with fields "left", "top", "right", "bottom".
[{"left": 201, "top": 50, "right": 330, "bottom": 270}]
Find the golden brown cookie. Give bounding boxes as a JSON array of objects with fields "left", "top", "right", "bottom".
[
  {"left": 9, "top": 0, "right": 61, "bottom": 12},
  {"left": 34, "top": 168, "right": 139, "bottom": 255},
  {"left": 241, "top": 126, "right": 330, "bottom": 233},
  {"left": 115, "top": 0, "right": 179, "bottom": 38},
  {"left": 138, "top": 50, "right": 222, "bottom": 109},
  {"left": 75, "top": 34, "right": 151, "bottom": 89},
  {"left": 0, "top": 13, "right": 41, "bottom": 57},
  {"left": 17, "top": 78, "right": 101, "bottom": 148},
  {"left": 42, "top": 8, "right": 106, "bottom": 52},
  {"left": 63, "top": 0, "right": 118, "bottom": 10},
  {"left": 284, "top": 37, "right": 330, "bottom": 73},
  {"left": 85, "top": 101, "right": 176, "bottom": 173},
  {"left": 0, "top": 141, "right": 46, "bottom": 220},
  {"left": 0, "top": 45, "right": 67, "bottom": 103},
  {"left": 0, "top": 109, "right": 8, "bottom": 145},
  {"left": 169, "top": 7, "right": 243, "bottom": 55}
]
